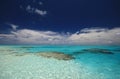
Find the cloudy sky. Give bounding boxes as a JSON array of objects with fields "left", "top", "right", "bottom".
[{"left": 0, "top": 0, "right": 120, "bottom": 45}]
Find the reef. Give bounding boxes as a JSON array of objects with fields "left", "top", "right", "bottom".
[
  {"left": 20, "top": 46, "right": 33, "bottom": 48},
  {"left": 72, "top": 51, "right": 85, "bottom": 55},
  {"left": 73, "top": 48, "right": 113, "bottom": 55},
  {"left": 35, "top": 52, "right": 75, "bottom": 60},
  {"left": 14, "top": 53, "right": 29, "bottom": 56},
  {"left": 82, "top": 48, "right": 113, "bottom": 54}
]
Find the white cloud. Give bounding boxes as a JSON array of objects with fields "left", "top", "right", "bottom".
[
  {"left": 0, "top": 27, "right": 120, "bottom": 45},
  {"left": 25, "top": 4, "right": 47, "bottom": 16},
  {"left": 80, "top": 28, "right": 108, "bottom": 33},
  {"left": 26, "top": 5, "right": 32, "bottom": 10},
  {"left": 39, "top": 2, "right": 43, "bottom": 5},
  {"left": 9, "top": 29, "right": 64, "bottom": 44},
  {"left": 0, "top": 34, "right": 14, "bottom": 37},
  {"left": 19, "top": 1, "right": 47, "bottom": 16},
  {"left": 26, "top": 5, "right": 35, "bottom": 13},
  {"left": 8, "top": 24, "right": 19, "bottom": 31},
  {"left": 68, "top": 28, "right": 120, "bottom": 45},
  {"left": 35, "top": 9, "right": 47, "bottom": 16}
]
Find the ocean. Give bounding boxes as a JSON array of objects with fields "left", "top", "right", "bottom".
[{"left": 0, "top": 45, "right": 120, "bottom": 79}]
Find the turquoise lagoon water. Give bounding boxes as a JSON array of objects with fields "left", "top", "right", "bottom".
[{"left": 0, "top": 45, "right": 120, "bottom": 79}]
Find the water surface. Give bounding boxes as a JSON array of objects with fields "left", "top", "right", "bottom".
[{"left": 0, "top": 45, "right": 120, "bottom": 79}]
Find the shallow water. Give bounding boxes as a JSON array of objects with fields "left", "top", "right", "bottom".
[{"left": 0, "top": 45, "right": 120, "bottom": 79}]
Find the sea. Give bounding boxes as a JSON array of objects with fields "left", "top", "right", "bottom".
[{"left": 0, "top": 45, "right": 120, "bottom": 79}]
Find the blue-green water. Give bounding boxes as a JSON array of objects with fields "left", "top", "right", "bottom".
[{"left": 0, "top": 45, "right": 120, "bottom": 79}]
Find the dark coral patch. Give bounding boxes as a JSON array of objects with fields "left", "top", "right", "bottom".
[
  {"left": 73, "top": 48, "right": 114, "bottom": 55},
  {"left": 82, "top": 48, "right": 114, "bottom": 54},
  {"left": 35, "top": 52, "right": 75, "bottom": 60}
]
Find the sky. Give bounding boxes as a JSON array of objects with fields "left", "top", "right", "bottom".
[{"left": 0, "top": 0, "right": 120, "bottom": 45}]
